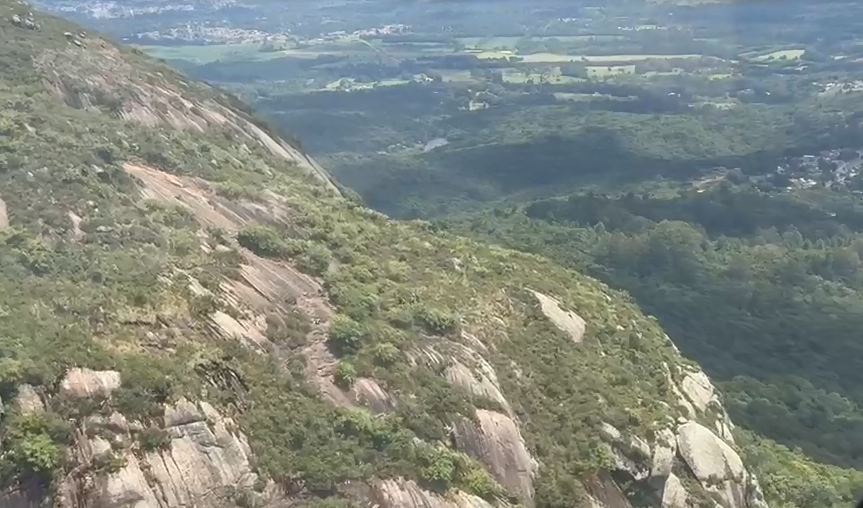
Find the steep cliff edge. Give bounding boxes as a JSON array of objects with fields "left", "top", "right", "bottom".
[{"left": 0, "top": 3, "right": 798, "bottom": 508}]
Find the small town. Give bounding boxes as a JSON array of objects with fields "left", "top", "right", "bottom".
[
  {"left": 779, "top": 148, "right": 863, "bottom": 190},
  {"left": 131, "top": 22, "right": 410, "bottom": 45}
]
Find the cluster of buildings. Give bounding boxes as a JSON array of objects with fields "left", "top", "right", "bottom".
[
  {"left": 43, "top": 0, "right": 202, "bottom": 19},
  {"left": 776, "top": 149, "right": 863, "bottom": 189},
  {"left": 132, "top": 22, "right": 410, "bottom": 46},
  {"left": 817, "top": 80, "right": 863, "bottom": 96},
  {"left": 133, "top": 24, "right": 290, "bottom": 45},
  {"left": 308, "top": 24, "right": 411, "bottom": 44}
]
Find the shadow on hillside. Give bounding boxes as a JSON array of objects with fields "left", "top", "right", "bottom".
[{"left": 350, "top": 127, "right": 806, "bottom": 219}]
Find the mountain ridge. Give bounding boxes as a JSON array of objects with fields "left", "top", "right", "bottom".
[{"left": 0, "top": 3, "right": 852, "bottom": 508}]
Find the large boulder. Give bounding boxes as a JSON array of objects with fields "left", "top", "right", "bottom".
[
  {"left": 349, "top": 377, "right": 396, "bottom": 414},
  {"left": 63, "top": 399, "right": 257, "bottom": 508},
  {"left": 60, "top": 368, "right": 121, "bottom": 399},
  {"left": 676, "top": 421, "right": 744, "bottom": 482},
  {"left": 453, "top": 409, "right": 535, "bottom": 504},
  {"left": 14, "top": 384, "right": 45, "bottom": 415},
  {"left": 531, "top": 290, "right": 586, "bottom": 343},
  {"left": 661, "top": 473, "right": 689, "bottom": 508},
  {"left": 373, "top": 479, "right": 494, "bottom": 508},
  {"left": 651, "top": 429, "right": 677, "bottom": 478},
  {"left": 675, "top": 421, "right": 767, "bottom": 508},
  {"left": 680, "top": 371, "right": 719, "bottom": 413}
]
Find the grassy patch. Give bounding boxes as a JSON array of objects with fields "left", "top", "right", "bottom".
[
  {"left": 133, "top": 43, "right": 285, "bottom": 65},
  {"left": 748, "top": 49, "right": 805, "bottom": 62}
]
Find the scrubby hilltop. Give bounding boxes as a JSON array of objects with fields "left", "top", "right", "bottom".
[{"left": 0, "top": 3, "right": 839, "bottom": 508}]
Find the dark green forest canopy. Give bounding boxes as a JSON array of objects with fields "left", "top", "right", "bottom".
[{"left": 444, "top": 182, "right": 863, "bottom": 470}]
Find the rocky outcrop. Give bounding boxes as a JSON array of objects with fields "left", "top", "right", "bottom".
[
  {"left": 372, "top": 479, "right": 495, "bottom": 508},
  {"left": 10, "top": 12, "right": 38, "bottom": 30},
  {"left": 530, "top": 290, "right": 586, "bottom": 343},
  {"left": 121, "top": 162, "right": 345, "bottom": 406},
  {"left": 677, "top": 421, "right": 744, "bottom": 483},
  {"left": 350, "top": 377, "right": 396, "bottom": 414},
  {"left": 445, "top": 361, "right": 511, "bottom": 414},
  {"left": 146, "top": 399, "right": 256, "bottom": 507},
  {"left": 680, "top": 371, "right": 720, "bottom": 413},
  {"left": 0, "top": 197, "right": 8, "bottom": 229},
  {"left": 661, "top": 473, "right": 689, "bottom": 508},
  {"left": 74, "top": 432, "right": 162, "bottom": 508},
  {"left": 592, "top": 362, "right": 769, "bottom": 508},
  {"left": 34, "top": 42, "right": 340, "bottom": 195},
  {"left": 453, "top": 410, "right": 535, "bottom": 505},
  {"left": 59, "top": 388, "right": 256, "bottom": 508},
  {"left": 650, "top": 429, "right": 677, "bottom": 478},
  {"left": 600, "top": 423, "right": 651, "bottom": 482},
  {"left": 675, "top": 421, "right": 768, "bottom": 508},
  {"left": 60, "top": 368, "right": 121, "bottom": 399},
  {"left": 15, "top": 384, "right": 44, "bottom": 415}
]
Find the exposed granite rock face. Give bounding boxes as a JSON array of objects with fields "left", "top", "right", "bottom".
[
  {"left": 37, "top": 40, "right": 340, "bottom": 196},
  {"left": 588, "top": 362, "right": 769, "bottom": 508},
  {"left": 0, "top": 196, "right": 8, "bottom": 230},
  {"left": 145, "top": 399, "right": 257, "bottom": 507},
  {"left": 59, "top": 397, "right": 256, "bottom": 508},
  {"left": 445, "top": 360, "right": 511, "bottom": 415},
  {"left": 664, "top": 363, "right": 696, "bottom": 418},
  {"left": 680, "top": 371, "right": 719, "bottom": 413},
  {"left": 372, "top": 479, "right": 495, "bottom": 508},
  {"left": 452, "top": 410, "right": 535, "bottom": 505},
  {"left": 60, "top": 368, "right": 121, "bottom": 399},
  {"left": 650, "top": 429, "right": 677, "bottom": 478},
  {"left": 661, "top": 473, "right": 689, "bottom": 508},
  {"left": 530, "top": 290, "right": 586, "bottom": 343},
  {"left": 123, "top": 163, "right": 344, "bottom": 406},
  {"left": 79, "top": 434, "right": 162, "bottom": 508},
  {"left": 675, "top": 420, "right": 768, "bottom": 508},
  {"left": 14, "top": 384, "right": 45, "bottom": 415},
  {"left": 349, "top": 377, "right": 396, "bottom": 414},
  {"left": 677, "top": 421, "right": 744, "bottom": 483}
]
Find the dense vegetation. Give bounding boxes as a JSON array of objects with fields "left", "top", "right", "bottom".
[
  {"left": 0, "top": 4, "right": 740, "bottom": 508},
  {"left": 6, "top": 1, "right": 863, "bottom": 508},
  {"left": 444, "top": 182, "right": 863, "bottom": 471},
  {"left": 127, "top": 0, "right": 863, "bottom": 493}
]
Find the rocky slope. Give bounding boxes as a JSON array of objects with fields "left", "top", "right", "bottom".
[{"left": 0, "top": 3, "right": 780, "bottom": 508}]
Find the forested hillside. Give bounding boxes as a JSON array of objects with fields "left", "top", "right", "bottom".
[
  {"left": 444, "top": 181, "right": 863, "bottom": 471},
  {"left": 4, "top": 3, "right": 856, "bottom": 508},
  {"left": 4, "top": 2, "right": 863, "bottom": 508}
]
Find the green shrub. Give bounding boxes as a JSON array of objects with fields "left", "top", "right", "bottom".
[
  {"left": 328, "top": 315, "right": 365, "bottom": 354},
  {"left": 371, "top": 342, "right": 400, "bottom": 366},
  {"left": 138, "top": 427, "right": 172, "bottom": 452},
  {"left": 335, "top": 361, "right": 357, "bottom": 389},
  {"left": 189, "top": 293, "right": 221, "bottom": 320},
  {"left": 265, "top": 311, "right": 311, "bottom": 348},
  {"left": 216, "top": 182, "right": 261, "bottom": 201},
  {"left": 8, "top": 433, "right": 61, "bottom": 476},
  {"left": 419, "top": 446, "right": 458, "bottom": 491},
  {"left": 298, "top": 242, "right": 332, "bottom": 277},
  {"left": 237, "top": 226, "right": 303, "bottom": 260},
  {"left": 457, "top": 463, "right": 500, "bottom": 499},
  {"left": 0, "top": 413, "right": 70, "bottom": 483},
  {"left": 413, "top": 306, "right": 458, "bottom": 335}
]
